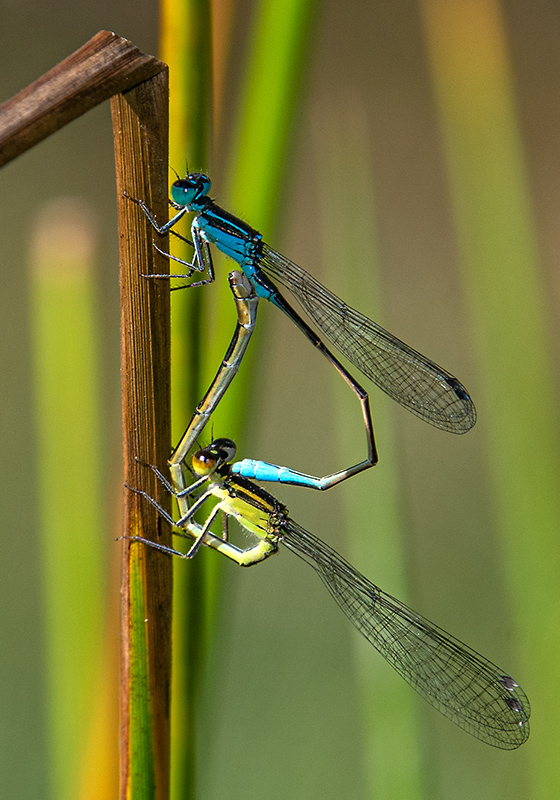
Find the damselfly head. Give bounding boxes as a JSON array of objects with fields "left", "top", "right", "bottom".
[
  {"left": 171, "top": 173, "right": 211, "bottom": 209},
  {"left": 192, "top": 438, "right": 237, "bottom": 476}
]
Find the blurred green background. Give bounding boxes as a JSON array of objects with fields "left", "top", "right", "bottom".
[{"left": 1, "top": 1, "right": 559, "bottom": 798}]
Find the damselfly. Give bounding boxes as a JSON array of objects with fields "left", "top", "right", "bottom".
[
  {"left": 128, "top": 172, "right": 476, "bottom": 447},
  {"left": 126, "top": 438, "right": 529, "bottom": 750}
]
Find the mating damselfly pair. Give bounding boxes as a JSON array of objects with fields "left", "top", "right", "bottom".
[{"left": 124, "top": 172, "right": 529, "bottom": 749}]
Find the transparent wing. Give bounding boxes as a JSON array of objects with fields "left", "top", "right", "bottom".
[
  {"left": 280, "top": 519, "right": 529, "bottom": 749},
  {"left": 261, "top": 246, "right": 476, "bottom": 433}
]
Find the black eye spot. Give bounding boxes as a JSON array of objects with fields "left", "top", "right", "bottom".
[
  {"left": 505, "top": 696, "right": 523, "bottom": 714},
  {"left": 446, "top": 376, "right": 470, "bottom": 401},
  {"left": 498, "top": 675, "right": 518, "bottom": 691}
]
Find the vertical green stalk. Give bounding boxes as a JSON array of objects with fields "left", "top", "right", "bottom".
[
  {"left": 29, "top": 198, "right": 104, "bottom": 800},
  {"left": 162, "top": 0, "right": 212, "bottom": 440},
  {"left": 225, "top": 0, "right": 317, "bottom": 228},
  {"left": 160, "top": 1, "right": 317, "bottom": 796},
  {"left": 421, "top": 2, "right": 560, "bottom": 795},
  {"left": 160, "top": 3, "right": 212, "bottom": 797},
  {"left": 202, "top": 0, "right": 318, "bottom": 441},
  {"left": 197, "top": 0, "right": 318, "bottom": 683},
  {"left": 315, "top": 102, "right": 425, "bottom": 800}
]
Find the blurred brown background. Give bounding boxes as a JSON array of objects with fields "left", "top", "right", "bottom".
[{"left": 1, "top": 1, "right": 559, "bottom": 798}]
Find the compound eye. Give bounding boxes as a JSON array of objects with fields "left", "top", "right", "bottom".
[
  {"left": 191, "top": 439, "right": 237, "bottom": 475},
  {"left": 170, "top": 178, "right": 195, "bottom": 206},
  {"left": 212, "top": 438, "right": 237, "bottom": 463},
  {"left": 192, "top": 448, "right": 218, "bottom": 476},
  {"left": 190, "top": 172, "right": 211, "bottom": 196}
]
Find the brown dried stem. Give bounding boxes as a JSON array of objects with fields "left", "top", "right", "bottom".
[{"left": 0, "top": 31, "right": 173, "bottom": 800}]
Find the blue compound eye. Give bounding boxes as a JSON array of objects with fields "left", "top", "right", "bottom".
[{"left": 170, "top": 173, "right": 211, "bottom": 207}]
